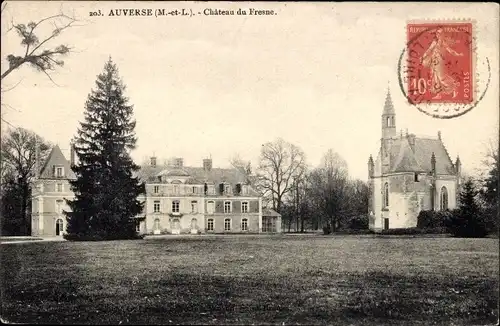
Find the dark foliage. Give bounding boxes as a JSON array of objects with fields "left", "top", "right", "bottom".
[
  {"left": 446, "top": 179, "right": 488, "bottom": 238},
  {"left": 65, "top": 58, "right": 145, "bottom": 240},
  {"left": 345, "top": 214, "right": 369, "bottom": 230}
]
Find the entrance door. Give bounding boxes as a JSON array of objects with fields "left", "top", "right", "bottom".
[
  {"left": 384, "top": 218, "right": 389, "bottom": 230},
  {"left": 55, "top": 218, "right": 64, "bottom": 236}
]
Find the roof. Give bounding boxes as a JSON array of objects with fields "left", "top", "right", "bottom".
[
  {"left": 383, "top": 87, "right": 395, "bottom": 115},
  {"left": 262, "top": 208, "right": 281, "bottom": 217},
  {"left": 377, "top": 134, "right": 456, "bottom": 175},
  {"left": 39, "top": 145, "right": 76, "bottom": 179},
  {"left": 135, "top": 164, "right": 259, "bottom": 192}
]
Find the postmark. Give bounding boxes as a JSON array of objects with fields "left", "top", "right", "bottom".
[{"left": 398, "top": 20, "right": 491, "bottom": 119}]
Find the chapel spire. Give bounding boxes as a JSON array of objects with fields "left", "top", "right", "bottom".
[
  {"left": 383, "top": 85, "right": 395, "bottom": 115},
  {"left": 381, "top": 84, "right": 396, "bottom": 141}
]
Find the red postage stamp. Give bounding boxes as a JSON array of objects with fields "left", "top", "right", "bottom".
[{"left": 406, "top": 21, "right": 474, "bottom": 105}]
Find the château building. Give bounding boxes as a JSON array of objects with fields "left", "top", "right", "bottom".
[
  {"left": 31, "top": 147, "right": 282, "bottom": 237},
  {"left": 367, "top": 88, "right": 461, "bottom": 231}
]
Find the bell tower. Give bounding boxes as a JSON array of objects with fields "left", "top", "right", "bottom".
[{"left": 382, "top": 86, "right": 396, "bottom": 141}]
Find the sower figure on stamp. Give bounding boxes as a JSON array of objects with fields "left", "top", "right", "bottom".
[{"left": 421, "top": 27, "right": 464, "bottom": 99}]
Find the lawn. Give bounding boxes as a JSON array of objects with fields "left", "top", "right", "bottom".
[{"left": 1, "top": 235, "right": 498, "bottom": 325}]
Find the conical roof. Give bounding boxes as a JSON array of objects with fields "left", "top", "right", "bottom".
[{"left": 383, "top": 86, "right": 395, "bottom": 115}]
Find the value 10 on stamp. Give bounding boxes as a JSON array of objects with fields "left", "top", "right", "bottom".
[{"left": 405, "top": 21, "right": 474, "bottom": 105}]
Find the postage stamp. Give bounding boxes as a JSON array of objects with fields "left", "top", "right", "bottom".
[{"left": 406, "top": 21, "right": 474, "bottom": 104}]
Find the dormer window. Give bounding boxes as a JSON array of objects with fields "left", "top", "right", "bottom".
[
  {"left": 54, "top": 166, "right": 64, "bottom": 178},
  {"left": 224, "top": 184, "right": 231, "bottom": 194}
]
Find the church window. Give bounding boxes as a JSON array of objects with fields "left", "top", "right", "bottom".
[
  {"left": 440, "top": 187, "right": 448, "bottom": 210},
  {"left": 386, "top": 117, "right": 391, "bottom": 127},
  {"left": 383, "top": 183, "right": 389, "bottom": 208}
]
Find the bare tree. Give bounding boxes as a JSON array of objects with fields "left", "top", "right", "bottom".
[
  {"left": 1, "top": 128, "right": 51, "bottom": 234},
  {"left": 230, "top": 153, "right": 253, "bottom": 184},
  {"left": 309, "top": 149, "right": 349, "bottom": 233},
  {"left": 257, "top": 138, "right": 306, "bottom": 214},
  {"left": 1, "top": 3, "right": 82, "bottom": 84}
]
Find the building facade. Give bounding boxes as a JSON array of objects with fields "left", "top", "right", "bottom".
[
  {"left": 368, "top": 88, "right": 461, "bottom": 231},
  {"left": 31, "top": 149, "right": 282, "bottom": 236}
]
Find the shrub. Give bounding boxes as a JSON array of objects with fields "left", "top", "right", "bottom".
[
  {"left": 346, "top": 215, "right": 369, "bottom": 230},
  {"left": 445, "top": 209, "right": 488, "bottom": 238},
  {"left": 63, "top": 232, "right": 145, "bottom": 241}
]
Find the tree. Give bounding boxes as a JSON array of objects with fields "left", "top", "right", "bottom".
[
  {"left": 230, "top": 154, "right": 253, "bottom": 184},
  {"left": 65, "top": 58, "right": 145, "bottom": 240},
  {"left": 256, "top": 138, "right": 306, "bottom": 214},
  {"left": 447, "top": 178, "right": 487, "bottom": 238},
  {"left": 309, "top": 149, "right": 349, "bottom": 233},
  {"left": 1, "top": 3, "right": 79, "bottom": 83},
  {"left": 0, "top": 128, "right": 51, "bottom": 235},
  {"left": 344, "top": 179, "right": 370, "bottom": 229},
  {"left": 480, "top": 139, "right": 499, "bottom": 207}
]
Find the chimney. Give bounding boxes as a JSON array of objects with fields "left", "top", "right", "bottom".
[
  {"left": 172, "top": 157, "right": 183, "bottom": 168},
  {"left": 150, "top": 156, "right": 157, "bottom": 167},
  {"left": 203, "top": 158, "right": 212, "bottom": 172},
  {"left": 70, "top": 142, "right": 75, "bottom": 167}
]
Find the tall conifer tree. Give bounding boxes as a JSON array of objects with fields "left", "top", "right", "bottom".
[{"left": 65, "top": 58, "right": 145, "bottom": 240}]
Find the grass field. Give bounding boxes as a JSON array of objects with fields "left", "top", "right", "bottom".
[{"left": 1, "top": 235, "right": 498, "bottom": 325}]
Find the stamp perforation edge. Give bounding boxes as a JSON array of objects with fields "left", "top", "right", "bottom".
[{"left": 403, "top": 19, "right": 479, "bottom": 115}]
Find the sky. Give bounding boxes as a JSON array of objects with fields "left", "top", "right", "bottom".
[{"left": 1, "top": 2, "right": 498, "bottom": 180}]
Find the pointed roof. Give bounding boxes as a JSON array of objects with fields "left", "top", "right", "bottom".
[
  {"left": 375, "top": 134, "right": 456, "bottom": 175},
  {"left": 392, "top": 138, "right": 423, "bottom": 172},
  {"left": 39, "top": 145, "right": 76, "bottom": 179},
  {"left": 383, "top": 86, "right": 395, "bottom": 115}
]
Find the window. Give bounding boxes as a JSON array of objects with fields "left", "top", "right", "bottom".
[
  {"left": 191, "top": 201, "right": 198, "bottom": 213},
  {"left": 207, "top": 219, "right": 214, "bottom": 231},
  {"left": 192, "top": 186, "right": 198, "bottom": 194},
  {"left": 207, "top": 201, "right": 215, "bottom": 214},
  {"left": 386, "top": 117, "right": 391, "bottom": 127},
  {"left": 135, "top": 220, "right": 140, "bottom": 232},
  {"left": 154, "top": 201, "right": 161, "bottom": 213},
  {"left": 262, "top": 217, "right": 277, "bottom": 233},
  {"left": 56, "top": 200, "right": 64, "bottom": 214},
  {"left": 154, "top": 186, "right": 159, "bottom": 194},
  {"left": 241, "top": 202, "right": 249, "bottom": 213},
  {"left": 154, "top": 218, "right": 160, "bottom": 230},
  {"left": 440, "top": 186, "right": 448, "bottom": 210},
  {"left": 241, "top": 218, "right": 248, "bottom": 231},
  {"left": 56, "top": 183, "right": 63, "bottom": 192},
  {"left": 224, "top": 201, "right": 231, "bottom": 213},
  {"left": 225, "top": 184, "right": 231, "bottom": 194},
  {"left": 56, "top": 167, "right": 64, "bottom": 177},
  {"left": 383, "top": 183, "right": 389, "bottom": 208},
  {"left": 172, "top": 200, "right": 180, "bottom": 213},
  {"left": 173, "top": 185, "right": 179, "bottom": 194},
  {"left": 224, "top": 218, "right": 231, "bottom": 231},
  {"left": 414, "top": 173, "right": 419, "bottom": 182}
]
